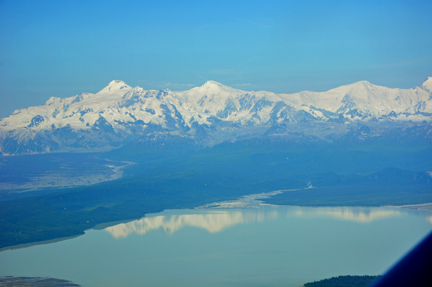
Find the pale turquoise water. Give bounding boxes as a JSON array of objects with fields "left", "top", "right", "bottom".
[{"left": 1, "top": 206, "right": 431, "bottom": 287}]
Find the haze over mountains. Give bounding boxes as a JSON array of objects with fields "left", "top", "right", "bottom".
[{"left": 1, "top": 78, "right": 432, "bottom": 155}]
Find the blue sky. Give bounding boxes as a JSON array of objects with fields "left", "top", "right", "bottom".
[{"left": 1, "top": 0, "right": 431, "bottom": 117}]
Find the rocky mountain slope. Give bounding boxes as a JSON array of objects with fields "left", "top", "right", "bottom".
[{"left": 1, "top": 78, "right": 432, "bottom": 155}]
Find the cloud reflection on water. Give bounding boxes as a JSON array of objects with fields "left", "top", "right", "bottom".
[{"left": 105, "top": 206, "right": 406, "bottom": 239}]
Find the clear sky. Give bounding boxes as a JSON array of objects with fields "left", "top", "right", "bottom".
[{"left": 1, "top": 0, "right": 431, "bottom": 117}]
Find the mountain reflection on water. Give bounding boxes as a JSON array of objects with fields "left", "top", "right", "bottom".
[
  {"left": 292, "top": 207, "right": 402, "bottom": 223},
  {"left": 105, "top": 207, "right": 404, "bottom": 239},
  {"left": 106, "top": 210, "right": 278, "bottom": 238}
]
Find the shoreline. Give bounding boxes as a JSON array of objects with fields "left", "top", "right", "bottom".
[
  {"left": 391, "top": 203, "right": 432, "bottom": 211},
  {"left": 2, "top": 188, "right": 432, "bottom": 252}
]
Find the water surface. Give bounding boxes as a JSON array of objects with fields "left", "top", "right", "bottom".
[{"left": 1, "top": 206, "right": 431, "bottom": 287}]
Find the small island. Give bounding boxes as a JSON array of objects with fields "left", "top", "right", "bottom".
[
  {"left": 302, "top": 275, "right": 381, "bottom": 287},
  {"left": 0, "top": 276, "right": 80, "bottom": 286}
]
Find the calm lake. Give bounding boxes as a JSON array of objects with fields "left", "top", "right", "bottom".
[{"left": 1, "top": 205, "right": 431, "bottom": 287}]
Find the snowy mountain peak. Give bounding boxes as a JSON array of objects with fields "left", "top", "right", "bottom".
[
  {"left": 351, "top": 80, "right": 374, "bottom": 88},
  {"left": 203, "top": 80, "right": 222, "bottom": 86},
  {"left": 108, "top": 79, "right": 128, "bottom": 87},
  {"left": 45, "top": 96, "right": 62, "bottom": 105},
  {"left": 101, "top": 80, "right": 131, "bottom": 92},
  {"left": 197, "top": 81, "right": 240, "bottom": 93},
  {"left": 421, "top": 77, "right": 432, "bottom": 93}
]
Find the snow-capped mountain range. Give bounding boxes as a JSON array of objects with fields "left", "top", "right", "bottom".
[{"left": 1, "top": 78, "right": 432, "bottom": 155}]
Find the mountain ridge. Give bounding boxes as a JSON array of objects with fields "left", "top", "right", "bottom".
[{"left": 1, "top": 78, "right": 431, "bottom": 155}]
